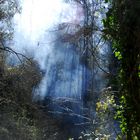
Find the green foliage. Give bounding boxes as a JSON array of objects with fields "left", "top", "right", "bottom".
[
  {"left": 0, "top": 59, "right": 43, "bottom": 139},
  {"left": 114, "top": 96, "right": 127, "bottom": 134},
  {"left": 95, "top": 87, "right": 118, "bottom": 139},
  {"left": 103, "top": 0, "right": 140, "bottom": 138},
  {"left": 138, "top": 65, "right": 140, "bottom": 78}
]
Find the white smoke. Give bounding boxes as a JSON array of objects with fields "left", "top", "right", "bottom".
[
  {"left": 11, "top": 0, "right": 84, "bottom": 98},
  {"left": 12, "top": 0, "right": 84, "bottom": 69}
]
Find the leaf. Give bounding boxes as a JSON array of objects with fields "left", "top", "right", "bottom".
[
  {"left": 114, "top": 51, "right": 122, "bottom": 60},
  {"left": 105, "top": 0, "right": 109, "bottom": 3}
]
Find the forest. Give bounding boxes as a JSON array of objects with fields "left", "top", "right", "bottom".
[{"left": 0, "top": 0, "right": 140, "bottom": 140}]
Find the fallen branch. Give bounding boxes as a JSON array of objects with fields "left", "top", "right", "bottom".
[
  {"left": 74, "top": 122, "right": 90, "bottom": 126},
  {"left": 48, "top": 111, "right": 91, "bottom": 121}
]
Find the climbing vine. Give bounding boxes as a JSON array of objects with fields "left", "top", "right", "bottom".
[{"left": 103, "top": 0, "right": 140, "bottom": 139}]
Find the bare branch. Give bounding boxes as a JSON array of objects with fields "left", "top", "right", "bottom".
[{"left": 0, "top": 41, "right": 32, "bottom": 63}]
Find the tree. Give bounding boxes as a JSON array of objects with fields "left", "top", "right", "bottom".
[{"left": 103, "top": 0, "right": 140, "bottom": 139}]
